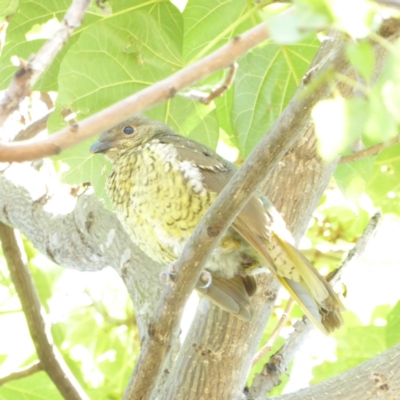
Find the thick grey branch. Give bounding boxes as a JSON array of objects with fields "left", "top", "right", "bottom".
[
  {"left": 0, "top": 162, "right": 161, "bottom": 339},
  {"left": 271, "top": 343, "right": 400, "bottom": 400}
]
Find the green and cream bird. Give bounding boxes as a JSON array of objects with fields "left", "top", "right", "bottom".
[{"left": 90, "top": 115, "right": 345, "bottom": 334}]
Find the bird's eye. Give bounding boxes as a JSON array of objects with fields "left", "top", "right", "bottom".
[{"left": 123, "top": 126, "right": 134, "bottom": 135}]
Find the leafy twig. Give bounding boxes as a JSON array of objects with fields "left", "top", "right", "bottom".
[
  {"left": 14, "top": 112, "right": 52, "bottom": 141},
  {"left": 0, "top": 0, "right": 91, "bottom": 127},
  {"left": 252, "top": 299, "right": 295, "bottom": 367},
  {"left": 183, "top": 63, "right": 238, "bottom": 104}
]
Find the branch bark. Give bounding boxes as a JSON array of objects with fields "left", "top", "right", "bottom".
[
  {"left": 0, "top": 362, "right": 42, "bottom": 386},
  {"left": 0, "top": 222, "right": 88, "bottom": 400},
  {"left": 271, "top": 343, "right": 400, "bottom": 400},
  {"left": 0, "top": 23, "right": 269, "bottom": 162}
]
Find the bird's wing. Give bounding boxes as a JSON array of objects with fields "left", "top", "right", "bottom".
[
  {"left": 160, "top": 133, "right": 344, "bottom": 332},
  {"left": 159, "top": 133, "right": 278, "bottom": 269}
]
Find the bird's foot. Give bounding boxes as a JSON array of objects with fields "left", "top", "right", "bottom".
[
  {"left": 159, "top": 262, "right": 176, "bottom": 285},
  {"left": 197, "top": 270, "right": 213, "bottom": 289}
]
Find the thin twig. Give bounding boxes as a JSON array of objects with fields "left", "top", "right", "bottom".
[
  {"left": 14, "top": 112, "right": 51, "bottom": 141},
  {"left": 0, "top": 23, "right": 269, "bottom": 162},
  {"left": 252, "top": 299, "right": 295, "bottom": 367},
  {"left": 0, "top": 222, "right": 89, "bottom": 400},
  {"left": 183, "top": 63, "right": 238, "bottom": 104},
  {"left": 0, "top": 0, "right": 91, "bottom": 126},
  {"left": 340, "top": 136, "right": 400, "bottom": 164},
  {"left": 328, "top": 212, "right": 381, "bottom": 285},
  {"left": 249, "top": 212, "right": 382, "bottom": 397},
  {"left": 0, "top": 361, "right": 42, "bottom": 386}
]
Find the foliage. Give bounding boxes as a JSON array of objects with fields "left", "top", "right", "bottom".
[{"left": 1, "top": 0, "right": 400, "bottom": 398}]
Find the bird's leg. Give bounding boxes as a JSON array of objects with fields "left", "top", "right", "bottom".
[
  {"left": 159, "top": 262, "right": 177, "bottom": 285},
  {"left": 159, "top": 262, "right": 213, "bottom": 290},
  {"left": 197, "top": 270, "right": 213, "bottom": 289}
]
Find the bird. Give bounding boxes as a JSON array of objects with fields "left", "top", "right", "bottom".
[{"left": 90, "top": 115, "right": 345, "bottom": 334}]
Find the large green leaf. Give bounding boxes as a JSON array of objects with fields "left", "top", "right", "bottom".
[
  {"left": 386, "top": 301, "right": 400, "bottom": 348},
  {"left": 0, "top": 0, "right": 19, "bottom": 18},
  {"left": 0, "top": 0, "right": 103, "bottom": 91},
  {"left": 366, "top": 143, "right": 400, "bottom": 215},
  {"left": 182, "top": 0, "right": 254, "bottom": 63},
  {"left": 0, "top": 372, "right": 63, "bottom": 400},
  {"left": 335, "top": 157, "right": 375, "bottom": 206},
  {"left": 232, "top": 38, "right": 319, "bottom": 157},
  {"left": 0, "top": 0, "right": 70, "bottom": 89},
  {"left": 49, "top": 0, "right": 183, "bottom": 131}
]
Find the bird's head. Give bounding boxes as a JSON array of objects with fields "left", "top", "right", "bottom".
[{"left": 90, "top": 115, "right": 170, "bottom": 161}]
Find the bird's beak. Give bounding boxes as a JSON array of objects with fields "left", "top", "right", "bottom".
[{"left": 90, "top": 141, "right": 113, "bottom": 154}]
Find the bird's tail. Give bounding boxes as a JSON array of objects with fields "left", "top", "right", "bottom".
[
  {"left": 271, "top": 235, "right": 345, "bottom": 334},
  {"left": 196, "top": 275, "right": 256, "bottom": 321}
]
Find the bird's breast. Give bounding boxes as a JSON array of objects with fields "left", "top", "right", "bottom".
[{"left": 106, "top": 141, "right": 214, "bottom": 264}]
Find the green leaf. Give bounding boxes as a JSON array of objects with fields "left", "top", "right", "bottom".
[
  {"left": 364, "top": 89, "right": 398, "bottom": 146},
  {"left": 0, "top": 372, "right": 64, "bottom": 400},
  {"left": 313, "top": 312, "right": 386, "bottom": 383},
  {"left": 366, "top": 143, "right": 400, "bottom": 215},
  {"left": 187, "top": 108, "right": 219, "bottom": 149},
  {"left": 182, "top": 0, "right": 252, "bottom": 63},
  {"left": 232, "top": 37, "right": 319, "bottom": 157},
  {"left": 386, "top": 301, "right": 400, "bottom": 348},
  {"left": 0, "top": 0, "right": 71, "bottom": 89},
  {"left": 335, "top": 157, "right": 375, "bottom": 206},
  {"left": 53, "top": 141, "right": 111, "bottom": 205},
  {"left": 49, "top": 0, "right": 183, "bottom": 131},
  {"left": 0, "top": 0, "right": 19, "bottom": 18},
  {"left": 313, "top": 97, "right": 367, "bottom": 162},
  {"left": 346, "top": 41, "right": 375, "bottom": 81},
  {"left": 215, "top": 86, "right": 237, "bottom": 146},
  {"left": 267, "top": 6, "right": 327, "bottom": 44}
]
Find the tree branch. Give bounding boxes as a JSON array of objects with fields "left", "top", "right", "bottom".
[
  {"left": 252, "top": 299, "right": 295, "bottom": 367},
  {"left": 182, "top": 63, "right": 238, "bottom": 104},
  {"left": 0, "top": 23, "right": 269, "bottom": 162},
  {"left": 0, "top": 362, "right": 42, "bottom": 386},
  {"left": 0, "top": 222, "right": 88, "bottom": 399},
  {"left": 0, "top": 162, "right": 162, "bottom": 340},
  {"left": 0, "top": 0, "right": 91, "bottom": 126},
  {"left": 271, "top": 343, "right": 400, "bottom": 400},
  {"left": 14, "top": 112, "right": 51, "bottom": 141},
  {"left": 339, "top": 136, "right": 400, "bottom": 164}
]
